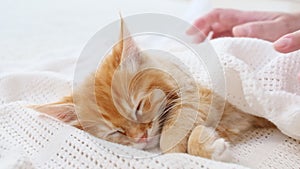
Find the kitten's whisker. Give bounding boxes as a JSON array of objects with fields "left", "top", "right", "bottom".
[
  {"left": 78, "top": 120, "right": 102, "bottom": 128},
  {"left": 80, "top": 123, "right": 97, "bottom": 128}
]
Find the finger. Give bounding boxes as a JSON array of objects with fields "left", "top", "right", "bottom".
[
  {"left": 186, "top": 26, "right": 208, "bottom": 40},
  {"left": 212, "top": 31, "right": 233, "bottom": 38},
  {"left": 188, "top": 30, "right": 233, "bottom": 44},
  {"left": 187, "top": 9, "right": 280, "bottom": 36},
  {"left": 187, "top": 9, "right": 241, "bottom": 36},
  {"left": 190, "top": 32, "right": 209, "bottom": 43},
  {"left": 186, "top": 19, "right": 211, "bottom": 36},
  {"left": 232, "top": 20, "right": 288, "bottom": 41},
  {"left": 274, "top": 30, "right": 300, "bottom": 53}
]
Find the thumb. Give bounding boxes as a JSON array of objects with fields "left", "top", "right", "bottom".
[
  {"left": 232, "top": 20, "right": 286, "bottom": 41},
  {"left": 274, "top": 30, "right": 300, "bottom": 53}
]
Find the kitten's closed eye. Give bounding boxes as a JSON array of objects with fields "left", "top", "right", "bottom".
[
  {"left": 107, "top": 128, "right": 126, "bottom": 136},
  {"left": 134, "top": 89, "right": 166, "bottom": 123}
]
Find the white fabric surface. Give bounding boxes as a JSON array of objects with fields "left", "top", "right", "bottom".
[
  {"left": 212, "top": 38, "right": 300, "bottom": 140},
  {"left": 1, "top": 37, "right": 300, "bottom": 169}
]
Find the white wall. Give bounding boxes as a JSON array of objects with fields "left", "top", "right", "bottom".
[
  {"left": 212, "top": 0, "right": 300, "bottom": 12},
  {"left": 1, "top": 0, "right": 299, "bottom": 61}
]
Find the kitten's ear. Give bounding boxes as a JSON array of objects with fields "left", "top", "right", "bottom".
[
  {"left": 113, "top": 16, "right": 141, "bottom": 63},
  {"left": 31, "top": 102, "right": 80, "bottom": 127}
]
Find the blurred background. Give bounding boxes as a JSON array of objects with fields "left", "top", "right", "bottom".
[{"left": 1, "top": 0, "right": 300, "bottom": 62}]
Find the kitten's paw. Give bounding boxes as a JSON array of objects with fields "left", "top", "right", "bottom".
[{"left": 211, "top": 138, "right": 233, "bottom": 162}]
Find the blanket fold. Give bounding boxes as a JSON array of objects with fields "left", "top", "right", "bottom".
[{"left": 1, "top": 37, "right": 300, "bottom": 169}]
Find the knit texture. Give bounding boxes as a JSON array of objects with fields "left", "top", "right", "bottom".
[{"left": 1, "top": 38, "right": 300, "bottom": 169}]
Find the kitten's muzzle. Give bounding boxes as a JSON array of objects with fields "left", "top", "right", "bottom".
[{"left": 137, "top": 132, "right": 148, "bottom": 143}]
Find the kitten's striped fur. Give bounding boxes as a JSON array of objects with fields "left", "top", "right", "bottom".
[{"left": 34, "top": 18, "right": 274, "bottom": 161}]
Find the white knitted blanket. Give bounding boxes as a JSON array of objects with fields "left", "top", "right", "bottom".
[{"left": 1, "top": 38, "right": 300, "bottom": 169}]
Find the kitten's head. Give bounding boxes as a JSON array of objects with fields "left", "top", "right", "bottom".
[
  {"left": 35, "top": 18, "right": 179, "bottom": 149},
  {"left": 90, "top": 18, "right": 180, "bottom": 149}
]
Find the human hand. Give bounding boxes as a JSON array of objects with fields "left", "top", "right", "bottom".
[
  {"left": 274, "top": 30, "right": 300, "bottom": 53},
  {"left": 187, "top": 9, "right": 300, "bottom": 53}
]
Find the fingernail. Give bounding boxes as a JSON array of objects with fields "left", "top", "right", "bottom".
[
  {"left": 192, "top": 34, "right": 206, "bottom": 43},
  {"left": 275, "top": 37, "right": 292, "bottom": 49},
  {"left": 186, "top": 26, "right": 198, "bottom": 35}
]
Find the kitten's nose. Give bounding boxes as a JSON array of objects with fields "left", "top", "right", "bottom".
[{"left": 137, "top": 132, "right": 148, "bottom": 143}]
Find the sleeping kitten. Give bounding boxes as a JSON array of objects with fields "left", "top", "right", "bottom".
[{"left": 33, "top": 18, "right": 274, "bottom": 162}]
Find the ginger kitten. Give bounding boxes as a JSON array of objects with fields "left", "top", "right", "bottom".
[{"left": 33, "top": 18, "right": 274, "bottom": 162}]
